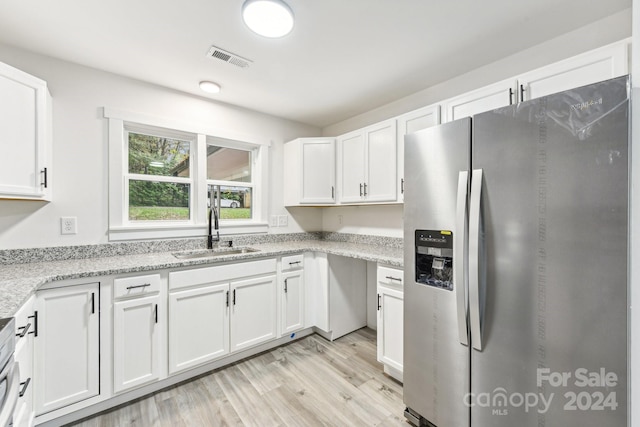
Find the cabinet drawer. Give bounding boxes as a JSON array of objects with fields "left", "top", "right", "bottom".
[
  {"left": 377, "top": 266, "right": 404, "bottom": 289},
  {"left": 169, "top": 258, "right": 277, "bottom": 291},
  {"left": 281, "top": 254, "right": 304, "bottom": 271},
  {"left": 114, "top": 274, "right": 161, "bottom": 299}
]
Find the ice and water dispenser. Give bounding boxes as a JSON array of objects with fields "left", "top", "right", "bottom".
[{"left": 415, "top": 230, "right": 454, "bottom": 291}]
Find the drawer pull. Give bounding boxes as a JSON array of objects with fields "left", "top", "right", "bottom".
[
  {"left": 288, "top": 261, "right": 301, "bottom": 266},
  {"left": 28, "top": 312, "right": 38, "bottom": 337},
  {"left": 19, "top": 377, "right": 31, "bottom": 397},
  {"left": 385, "top": 276, "right": 402, "bottom": 282},
  {"left": 16, "top": 323, "right": 31, "bottom": 338},
  {"left": 126, "top": 283, "right": 151, "bottom": 290}
]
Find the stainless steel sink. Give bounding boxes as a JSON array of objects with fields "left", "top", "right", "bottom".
[{"left": 172, "top": 247, "right": 260, "bottom": 259}]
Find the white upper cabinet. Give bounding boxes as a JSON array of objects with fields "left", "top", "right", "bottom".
[
  {"left": 443, "top": 78, "right": 516, "bottom": 123},
  {"left": 0, "top": 61, "right": 52, "bottom": 201},
  {"left": 517, "top": 39, "right": 629, "bottom": 102},
  {"left": 283, "top": 137, "right": 336, "bottom": 206},
  {"left": 337, "top": 131, "right": 366, "bottom": 203},
  {"left": 442, "top": 39, "right": 629, "bottom": 123},
  {"left": 396, "top": 105, "right": 440, "bottom": 201},
  {"left": 337, "top": 119, "right": 397, "bottom": 204}
]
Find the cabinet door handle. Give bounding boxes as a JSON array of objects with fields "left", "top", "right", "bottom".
[
  {"left": 519, "top": 84, "right": 525, "bottom": 102},
  {"left": 331, "top": 186, "right": 335, "bottom": 199},
  {"left": 401, "top": 178, "right": 404, "bottom": 194},
  {"left": 359, "top": 183, "right": 363, "bottom": 196},
  {"left": 16, "top": 323, "right": 31, "bottom": 338},
  {"left": 377, "top": 294, "right": 381, "bottom": 311},
  {"left": 226, "top": 290, "right": 229, "bottom": 307},
  {"left": 509, "top": 88, "right": 514, "bottom": 105},
  {"left": 363, "top": 183, "right": 368, "bottom": 196},
  {"left": 19, "top": 377, "right": 31, "bottom": 398},
  {"left": 28, "top": 312, "right": 38, "bottom": 337},
  {"left": 233, "top": 289, "right": 236, "bottom": 306},
  {"left": 41, "top": 168, "right": 48, "bottom": 188},
  {"left": 284, "top": 278, "right": 288, "bottom": 293},
  {"left": 126, "top": 283, "right": 151, "bottom": 290},
  {"left": 154, "top": 304, "right": 158, "bottom": 324},
  {"left": 385, "top": 276, "right": 402, "bottom": 282},
  {"left": 91, "top": 293, "right": 95, "bottom": 314}
]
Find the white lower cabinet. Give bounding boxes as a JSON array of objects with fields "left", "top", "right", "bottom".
[
  {"left": 33, "top": 282, "right": 100, "bottom": 415},
  {"left": 168, "top": 258, "right": 277, "bottom": 374},
  {"left": 113, "top": 274, "right": 163, "bottom": 393},
  {"left": 13, "top": 296, "right": 35, "bottom": 427},
  {"left": 376, "top": 266, "right": 404, "bottom": 382},
  {"left": 230, "top": 274, "right": 278, "bottom": 352},
  {"left": 168, "top": 283, "right": 229, "bottom": 374},
  {"left": 281, "top": 254, "right": 305, "bottom": 336}
]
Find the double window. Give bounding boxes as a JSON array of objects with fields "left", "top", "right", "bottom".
[{"left": 106, "top": 109, "right": 268, "bottom": 240}]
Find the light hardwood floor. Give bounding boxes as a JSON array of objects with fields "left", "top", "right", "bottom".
[{"left": 70, "top": 328, "right": 409, "bottom": 427}]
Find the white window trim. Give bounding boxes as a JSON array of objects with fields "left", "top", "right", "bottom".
[{"left": 105, "top": 108, "right": 269, "bottom": 241}]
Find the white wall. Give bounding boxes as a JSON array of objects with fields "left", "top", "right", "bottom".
[
  {"left": 319, "top": 9, "right": 631, "bottom": 238},
  {"left": 323, "top": 9, "right": 631, "bottom": 137},
  {"left": 321, "top": 205, "right": 403, "bottom": 238},
  {"left": 0, "top": 44, "right": 322, "bottom": 249}
]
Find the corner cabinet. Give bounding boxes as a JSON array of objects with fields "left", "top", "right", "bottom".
[
  {"left": 337, "top": 119, "right": 397, "bottom": 204},
  {"left": 283, "top": 137, "right": 336, "bottom": 206},
  {"left": 377, "top": 265, "right": 404, "bottom": 382},
  {"left": 0, "top": 61, "right": 52, "bottom": 201},
  {"left": 33, "top": 283, "right": 100, "bottom": 415}
]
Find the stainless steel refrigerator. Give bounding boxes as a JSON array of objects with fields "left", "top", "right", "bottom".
[{"left": 403, "top": 76, "right": 629, "bottom": 427}]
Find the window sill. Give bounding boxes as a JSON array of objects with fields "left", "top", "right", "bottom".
[{"left": 109, "top": 222, "right": 269, "bottom": 241}]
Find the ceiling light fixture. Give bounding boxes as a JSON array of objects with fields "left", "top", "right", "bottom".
[
  {"left": 199, "top": 81, "right": 221, "bottom": 94},
  {"left": 242, "top": 0, "right": 294, "bottom": 38}
]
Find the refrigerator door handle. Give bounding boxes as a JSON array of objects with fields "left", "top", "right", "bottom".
[
  {"left": 469, "top": 168, "right": 484, "bottom": 351},
  {"left": 455, "top": 171, "right": 469, "bottom": 346}
]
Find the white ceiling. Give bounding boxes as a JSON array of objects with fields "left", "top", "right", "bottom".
[{"left": 0, "top": 0, "right": 631, "bottom": 128}]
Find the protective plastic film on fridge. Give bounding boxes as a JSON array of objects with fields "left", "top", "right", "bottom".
[{"left": 403, "top": 76, "right": 628, "bottom": 427}]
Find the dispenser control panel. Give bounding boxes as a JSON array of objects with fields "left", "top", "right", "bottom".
[{"left": 415, "top": 230, "right": 453, "bottom": 291}]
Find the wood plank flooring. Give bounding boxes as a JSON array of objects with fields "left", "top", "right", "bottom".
[{"left": 70, "top": 328, "right": 409, "bottom": 427}]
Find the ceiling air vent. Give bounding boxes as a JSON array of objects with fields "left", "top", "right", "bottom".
[{"left": 206, "top": 46, "right": 253, "bottom": 69}]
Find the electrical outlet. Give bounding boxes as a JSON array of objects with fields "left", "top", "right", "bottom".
[
  {"left": 278, "top": 215, "right": 288, "bottom": 227},
  {"left": 61, "top": 217, "right": 77, "bottom": 235},
  {"left": 270, "top": 215, "right": 279, "bottom": 227}
]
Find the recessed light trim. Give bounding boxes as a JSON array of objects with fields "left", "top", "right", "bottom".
[
  {"left": 242, "top": 0, "right": 294, "bottom": 38},
  {"left": 199, "top": 81, "right": 221, "bottom": 94}
]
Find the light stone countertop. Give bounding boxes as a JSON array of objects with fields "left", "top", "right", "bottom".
[{"left": 0, "top": 240, "right": 403, "bottom": 318}]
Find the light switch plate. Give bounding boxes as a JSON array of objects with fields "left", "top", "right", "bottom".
[{"left": 270, "top": 215, "right": 279, "bottom": 227}]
